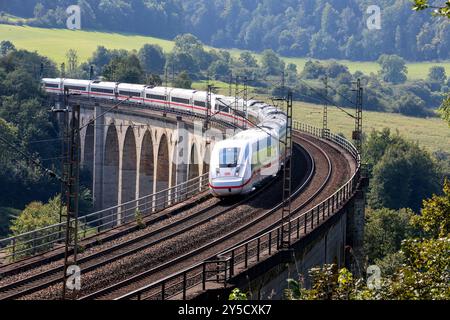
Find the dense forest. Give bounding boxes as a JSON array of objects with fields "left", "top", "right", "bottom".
[{"left": 1, "top": 0, "right": 449, "bottom": 61}]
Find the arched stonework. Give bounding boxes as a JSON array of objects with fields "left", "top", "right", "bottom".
[
  {"left": 103, "top": 124, "right": 120, "bottom": 219},
  {"left": 171, "top": 141, "right": 178, "bottom": 188},
  {"left": 83, "top": 123, "right": 95, "bottom": 186},
  {"left": 188, "top": 143, "right": 200, "bottom": 180},
  {"left": 80, "top": 104, "right": 225, "bottom": 214},
  {"left": 188, "top": 143, "right": 200, "bottom": 195},
  {"left": 139, "top": 130, "right": 154, "bottom": 211},
  {"left": 155, "top": 134, "right": 170, "bottom": 208},
  {"left": 203, "top": 143, "right": 211, "bottom": 175},
  {"left": 120, "top": 127, "right": 137, "bottom": 221}
]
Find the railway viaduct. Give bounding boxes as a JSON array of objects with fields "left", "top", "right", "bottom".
[
  {"left": 77, "top": 100, "right": 218, "bottom": 216},
  {"left": 74, "top": 96, "right": 365, "bottom": 299},
  {"left": 0, "top": 94, "right": 366, "bottom": 300}
]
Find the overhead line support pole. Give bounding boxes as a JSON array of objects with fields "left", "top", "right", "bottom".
[
  {"left": 353, "top": 79, "right": 363, "bottom": 155},
  {"left": 280, "top": 91, "right": 293, "bottom": 249},
  {"left": 323, "top": 76, "right": 329, "bottom": 139},
  {"left": 204, "top": 85, "right": 213, "bottom": 132},
  {"left": 61, "top": 103, "right": 81, "bottom": 300}
]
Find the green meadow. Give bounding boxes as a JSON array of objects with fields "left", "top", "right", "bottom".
[
  {"left": 1, "top": 24, "right": 449, "bottom": 153},
  {"left": 1, "top": 24, "right": 449, "bottom": 80},
  {"left": 0, "top": 24, "right": 175, "bottom": 63},
  {"left": 290, "top": 101, "right": 450, "bottom": 154}
]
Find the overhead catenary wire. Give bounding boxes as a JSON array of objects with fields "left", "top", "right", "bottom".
[
  {"left": 324, "top": 81, "right": 357, "bottom": 106},
  {"left": 297, "top": 78, "right": 356, "bottom": 119},
  {"left": 214, "top": 97, "right": 288, "bottom": 146},
  {"left": 76, "top": 96, "right": 132, "bottom": 132},
  {"left": 0, "top": 133, "right": 64, "bottom": 183}
]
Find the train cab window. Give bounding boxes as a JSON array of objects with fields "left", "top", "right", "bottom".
[{"left": 220, "top": 148, "right": 240, "bottom": 168}]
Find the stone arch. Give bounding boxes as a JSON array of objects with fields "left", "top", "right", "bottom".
[
  {"left": 188, "top": 143, "right": 200, "bottom": 195},
  {"left": 121, "top": 127, "right": 137, "bottom": 221},
  {"left": 103, "top": 124, "right": 120, "bottom": 219},
  {"left": 203, "top": 143, "right": 211, "bottom": 175},
  {"left": 156, "top": 134, "right": 170, "bottom": 208},
  {"left": 139, "top": 130, "right": 154, "bottom": 211},
  {"left": 171, "top": 141, "right": 178, "bottom": 188},
  {"left": 83, "top": 123, "right": 95, "bottom": 188},
  {"left": 188, "top": 143, "right": 200, "bottom": 180}
]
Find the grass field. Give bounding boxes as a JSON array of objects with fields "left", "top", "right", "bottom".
[
  {"left": 0, "top": 24, "right": 175, "bottom": 63},
  {"left": 1, "top": 24, "right": 449, "bottom": 153},
  {"left": 289, "top": 101, "right": 450, "bottom": 154},
  {"left": 284, "top": 57, "right": 450, "bottom": 81},
  {"left": 1, "top": 24, "right": 450, "bottom": 80}
]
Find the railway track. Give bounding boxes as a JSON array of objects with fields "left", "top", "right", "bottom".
[
  {"left": 116, "top": 133, "right": 352, "bottom": 301},
  {"left": 0, "top": 177, "right": 276, "bottom": 300},
  {"left": 0, "top": 188, "right": 214, "bottom": 278},
  {"left": 0, "top": 142, "right": 311, "bottom": 300},
  {"left": 0, "top": 130, "right": 352, "bottom": 301},
  {"left": 78, "top": 134, "right": 335, "bottom": 300}
]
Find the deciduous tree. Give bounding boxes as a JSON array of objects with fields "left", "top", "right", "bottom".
[
  {"left": 138, "top": 44, "right": 166, "bottom": 75},
  {"left": 377, "top": 54, "right": 408, "bottom": 84}
]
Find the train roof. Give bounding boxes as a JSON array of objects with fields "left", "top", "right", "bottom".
[
  {"left": 117, "top": 83, "right": 147, "bottom": 91},
  {"left": 232, "top": 127, "right": 271, "bottom": 142},
  {"left": 90, "top": 81, "right": 117, "bottom": 88},
  {"left": 193, "top": 91, "right": 208, "bottom": 101},
  {"left": 170, "top": 88, "right": 197, "bottom": 96},
  {"left": 213, "top": 137, "right": 249, "bottom": 150},
  {"left": 146, "top": 86, "right": 170, "bottom": 95},
  {"left": 42, "top": 78, "right": 62, "bottom": 83},
  {"left": 62, "top": 79, "right": 91, "bottom": 86}
]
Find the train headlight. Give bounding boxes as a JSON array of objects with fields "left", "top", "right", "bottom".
[
  {"left": 235, "top": 166, "right": 241, "bottom": 176},
  {"left": 216, "top": 168, "right": 220, "bottom": 175}
]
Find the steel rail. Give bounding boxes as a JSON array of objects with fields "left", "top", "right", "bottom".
[
  {"left": 116, "top": 123, "right": 361, "bottom": 300},
  {"left": 81, "top": 141, "right": 317, "bottom": 300},
  {"left": 0, "top": 144, "right": 304, "bottom": 300}
]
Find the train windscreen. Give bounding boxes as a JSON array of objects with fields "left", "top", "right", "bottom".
[{"left": 219, "top": 148, "right": 240, "bottom": 168}]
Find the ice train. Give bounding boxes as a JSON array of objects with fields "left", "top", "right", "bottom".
[{"left": 41, "top": 78, "right": 288, "bottom": 197}]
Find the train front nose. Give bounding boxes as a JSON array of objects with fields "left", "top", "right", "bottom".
[{"left": 209, "top": 177, "right": 245, "bottom": 196}]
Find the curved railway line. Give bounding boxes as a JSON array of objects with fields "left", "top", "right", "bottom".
[
  {"left": 0, "top": 129, "right": 355, "bottom": 301},
  {"left": 0, "top": 174, "right": 283, "bottom": 300},
  {"left": 0, "top": 137, "right": 308, "bottom": 300},
  {"left": 78, "top": 133, "right": 339, "bottom": 300}
]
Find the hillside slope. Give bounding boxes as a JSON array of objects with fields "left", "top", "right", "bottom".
[{"left": 1, "top": 24, "right": 449, "bottom": 80}]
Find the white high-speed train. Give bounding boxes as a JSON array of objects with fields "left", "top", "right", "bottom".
[
  {"left": 41, "top": 78, "right": 288, "bottom": 197},
  {"left": 209, "top": 104, "right": 287, "bottom": 196},
  {"left": 41, "top": 78, "right": 255, "bottom": 126}
]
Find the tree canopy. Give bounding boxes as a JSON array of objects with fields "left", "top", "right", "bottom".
[
  {"left": 103, "top": 54, "right": 144, "bottom": 83},
  {"left": 286, "top": 179, "right": 450, "bottom": 300},
  {"left": 367, "top": 131, "right": 440, "bottom": 212},
  {"left": 138, "top": 44, "right": 166, "bottom": 75},
  {"left": 173, "top": 71, "right": 192, "bottom": 89},
  {"left": 377, "top": 55, "right": 408, "bottom": 84},
  {"left": 413, "top": 0, "right": 450, "bottom": 18},
  {"left": 1, "top": 1, "right": 449, "bottom": 61}
]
